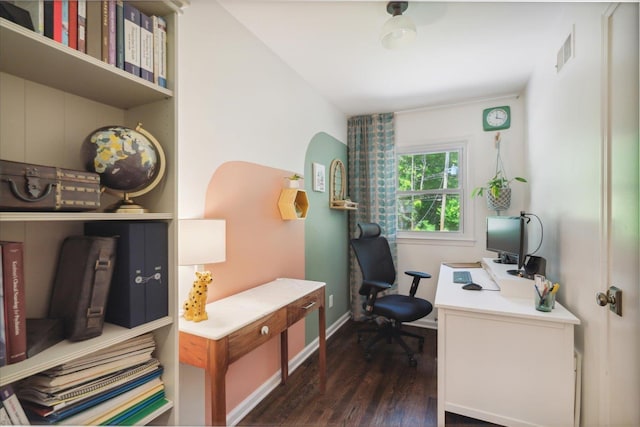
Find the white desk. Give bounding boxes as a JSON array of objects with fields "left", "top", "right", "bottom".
[
  {"left": 435, "top": 260, "right": 580, "bottom": 427},
  {"left": 179, "top": 278, "right": 326, "bottom": 425}
]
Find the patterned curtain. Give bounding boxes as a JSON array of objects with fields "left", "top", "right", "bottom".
[{"left": 347, "top": 113, "right": 397, "bottom": 321}]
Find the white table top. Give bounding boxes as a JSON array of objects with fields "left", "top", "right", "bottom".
[
  {"left": 435, "top": 264, "right": 580, "bottom": 325},
  {"left": 179, "top": 278, "right": 326, "bottom": 340}
]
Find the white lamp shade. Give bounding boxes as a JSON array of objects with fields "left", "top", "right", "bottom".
[
  {"left": 179, "top": 219, "right": 226, "bottom": 266},
  {"left": 380, "top": 14, "right": 417, "bottom": 49}
]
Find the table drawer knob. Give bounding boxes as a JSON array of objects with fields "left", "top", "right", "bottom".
[
  {"left": 260, "top": 325, "right": 269, "bottom": 335},
  {"left": 302, "top": 301, "right": 316, "bottom": 310}
]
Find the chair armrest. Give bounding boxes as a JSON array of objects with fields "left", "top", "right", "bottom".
[
  {"left": 405, "top": 271, "right": 431, "bottom": 279},
  {"left": 404, "top": 270, "right": 431, "bottom": 297}
]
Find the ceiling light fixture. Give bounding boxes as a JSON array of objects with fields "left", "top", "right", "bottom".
[{"left": 380, "top": 1, "right": 417, "bottom": 50}]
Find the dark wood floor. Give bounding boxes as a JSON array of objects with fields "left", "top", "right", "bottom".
[{"left": 239, "top": 320, "right": 499, "bottom": 427}]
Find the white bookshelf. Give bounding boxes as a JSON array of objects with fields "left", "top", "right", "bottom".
[{"left": 0, "top": 1, "right": 187, "bottom": 424}]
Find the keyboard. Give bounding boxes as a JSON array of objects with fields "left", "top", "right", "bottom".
[{"left": 453, "top": 270, "right": 473, "bottom": 284}]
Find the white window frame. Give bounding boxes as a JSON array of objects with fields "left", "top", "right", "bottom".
[{"left": 396, "top": 140, "right": 474, "bottom": 244}]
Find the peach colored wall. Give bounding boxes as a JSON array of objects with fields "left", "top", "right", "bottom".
[{"left": 203, "top": 161, "right": 306, "bottom": 413}]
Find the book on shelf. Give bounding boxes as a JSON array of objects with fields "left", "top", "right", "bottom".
[
  {"left": 101, "top": 0, "right": 115, "bottom": 65},
  {"left": 43, "top": 0, "right": 62, "bottom": 42},
  {"left": 139, "top": 11, "right": 154, "bottom": 82},
  {"left": 58, "top": 376, "right": 164, "bottom": 425},
  {"left": 0, "top": 384, "right": 30, "bottom": 425},
  {"left": 17, "top": 334, "right": 162, "bottom": 424},
  {"left": 153, "top": 15, "right": 167, "bottom": 88},
  {"left": 1, "top": 241, "right": 26, "bottom": 366},
  {"left": 77, "top": 0, "right": 86, "bottom": 52},
  {"left": 115, "top": 0, "right": 124, "bottom": 69},
  {"left": 60, "top": 0, "right": 68, "bottom": 45},
  {"left": 85, "top": 0, "right": 100, "bottom": 59},
  {"left": 67, "top": 0, "right": 77, "bottom": 49},
  {"left": 123, "top": 1, "right": 140, "bottom": 76}
]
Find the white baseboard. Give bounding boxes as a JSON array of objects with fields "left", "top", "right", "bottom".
[
  {"left": 407, "top": 317, "right": 438, "bottom": 330},
  {"left": 226, "top": 312, "right": 351, "bottom": 426}
]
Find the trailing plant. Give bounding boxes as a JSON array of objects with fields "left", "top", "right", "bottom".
[{"left": 471, "top": 132, "right": 526, "bottom": 199}]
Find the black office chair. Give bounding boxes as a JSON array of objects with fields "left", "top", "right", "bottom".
[{"left": 350, "top": 223, "right": 432, "bottom": 366}]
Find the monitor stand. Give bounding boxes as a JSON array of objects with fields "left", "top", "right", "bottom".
[{"left": 493, "top": 254, "right": 517, "bottom": 265}]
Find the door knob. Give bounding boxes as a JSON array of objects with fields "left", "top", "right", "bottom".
[{"left": 596, "top": 286, "right": 622, "bottom": 316}]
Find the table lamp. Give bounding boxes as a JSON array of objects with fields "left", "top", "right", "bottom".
[{"left": 179, "top": 219, "right": 226, "bottom": 322}]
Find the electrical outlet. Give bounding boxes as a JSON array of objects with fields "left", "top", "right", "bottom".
[{"left": 329, "top": 294, "right": 334, "bottom": 308}]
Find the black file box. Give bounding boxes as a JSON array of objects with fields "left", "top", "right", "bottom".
[{"left": 85, "top": 221, "right": 168, "bottom": 328}]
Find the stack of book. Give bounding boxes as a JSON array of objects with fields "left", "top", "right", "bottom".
[
  {"left": 5, "top": 0, "right": 167, "bottom": 88},
  {"left": 15, "top": 333, "right": 167, "bottom": 425}
]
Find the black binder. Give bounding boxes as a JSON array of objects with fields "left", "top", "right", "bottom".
[{"left": 85, "top": 222, "right": 168, "bottom": 328}]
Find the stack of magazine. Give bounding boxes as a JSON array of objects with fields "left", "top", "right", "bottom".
[{"left": 16, "top": 333, "right": 166, "bottom": 425}]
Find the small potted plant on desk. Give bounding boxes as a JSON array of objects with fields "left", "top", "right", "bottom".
[{"left": 472, "top": 133, "right": 526, "bottom": 213}]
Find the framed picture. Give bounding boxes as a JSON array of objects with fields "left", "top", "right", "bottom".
[{"left": 312, "top": 163, "right": 325, "bottom": 192}]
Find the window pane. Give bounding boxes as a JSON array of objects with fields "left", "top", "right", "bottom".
[
  {"left": 398, "top": 193, "right": 461, "bottom": 232},
  {"left": 398, "top": 151, "right": 460, "bottom": 191}
]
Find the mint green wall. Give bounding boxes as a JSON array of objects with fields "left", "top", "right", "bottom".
[{"left": 304, "top": 132, "right": 350, "bottom": 344}]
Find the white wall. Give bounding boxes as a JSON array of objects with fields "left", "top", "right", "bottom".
[
  {"left": 177, "top": 1, "right": 346, "bottom": 424},
  {"left": 394, "top": 96, "right": 528, "bottom": 321},
  {"left": 178, "top": 0, "right": 346, "bottom": 219}
]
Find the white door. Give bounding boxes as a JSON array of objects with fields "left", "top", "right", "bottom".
[{"left": 600, "top": 3, "right": 639, "bottom": 425}]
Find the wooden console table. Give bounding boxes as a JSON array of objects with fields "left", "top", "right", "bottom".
[{"left": 179, "top": 278, "right": 326, "bottom": 425}]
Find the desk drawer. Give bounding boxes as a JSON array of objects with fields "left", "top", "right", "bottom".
[
  {"left": 287, "top": 288, "right": 324, "bottom": 325},
  {"left": 228, "top": 308, "right": 287, "bottom": 363}
]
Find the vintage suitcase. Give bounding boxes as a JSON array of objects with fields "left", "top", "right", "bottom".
[
  {"left": 0, "top": 159, "right": 101, "bottom": 211},
  {"left": 49, "top": 236, "right": 117, "bottom": 341}
]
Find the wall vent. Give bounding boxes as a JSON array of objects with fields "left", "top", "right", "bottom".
[{"left": 556, "top": 25, "right": 575, "bottom": 73}]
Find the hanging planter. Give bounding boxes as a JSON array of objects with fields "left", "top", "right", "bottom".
[
  {"left": 471, "top": 132, "right": 526, "bottom": 213},
  {"left": 486, "top": 187, "right": 512, "bottom": 212}
]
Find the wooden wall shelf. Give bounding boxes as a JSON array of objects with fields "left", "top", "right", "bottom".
[{"left": 278, "top": 189, "right": 309, "bottom": 220}]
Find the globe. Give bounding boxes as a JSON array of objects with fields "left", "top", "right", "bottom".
[{"left": 82, "top": 124, "right": 165, "bottom": 212}]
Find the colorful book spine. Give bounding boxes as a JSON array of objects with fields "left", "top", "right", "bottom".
[
  {"left": 43, "top": 0, "right": 62, "bottom": 42},
  {"left": 152, "top": 15, "right": 167, "bottom": 88},
  {"left": 123, "top": 2, "right": 140, "bottom": 76},
  {"left": 115, "top": 0, "right": 124, "bottom": 69},
  {"left": 77, "top": 0, "right": 86, "bottom": 52},
  {"left": 0, "top": 385, "right": 29, "bottom": 425},
  {"left": 101, "top": 0, "right": 115, "bottom": 65},
  {"left": 1, "top": 242, "right": 26, "bottom": 365},
  {"left": 61, "top": 0, "right": 68, "bottom": 45},
  {"left": 139, "top": 11, "right": 154, "bottom": 82},
  {"left": 67, "top": 0, "right": 77, "bottom": 49}
]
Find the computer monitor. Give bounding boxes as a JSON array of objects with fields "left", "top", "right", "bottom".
[{"left": 486, "top": 215, "right": 527, "bottom": 273}]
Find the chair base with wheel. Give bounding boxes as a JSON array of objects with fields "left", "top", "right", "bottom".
[{"left": 350, "top": 223, "right": 433, "bottom": 366}]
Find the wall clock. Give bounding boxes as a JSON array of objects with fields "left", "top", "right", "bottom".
[{"left": 483, "top": 106, "right": 511, "bottom": 131}]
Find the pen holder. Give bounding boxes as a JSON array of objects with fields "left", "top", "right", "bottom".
[{"left": 535, "top": 290, "right": 555, "bottom": 312}]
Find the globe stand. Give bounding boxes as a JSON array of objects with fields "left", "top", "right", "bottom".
[
  {"left": 106, "top": 193, "right": 148, "bottom": 213},
  {"left": 83, "top": 123, "right": 166, "bottom": 214}
]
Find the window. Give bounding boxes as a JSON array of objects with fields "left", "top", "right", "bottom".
[{"left": 397, "top": 142, "right": 467, "bottom": 236}]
